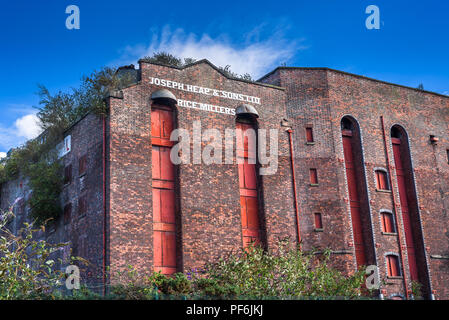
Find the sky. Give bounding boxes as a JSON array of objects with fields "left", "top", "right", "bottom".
[{"left": 0, "top": 0, "right": 448, "bottom": 156}]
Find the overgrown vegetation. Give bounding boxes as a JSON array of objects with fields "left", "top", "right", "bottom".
[
  {"left": 0, "top": 207, "right": 86, "bottom": 299},
  {"left": 0, "top": 66, "right": 137, "bottom": 225},
  {"left": 107, "top": 240, "right": 368, "bottom": 300},
  {"left": 141, "top": 52, "right": 253, "bottom": 81},
  {"left": 0, "top": 51, "right": 253, "bottom": 226},
  {"left": 0, "top": 207, "right": 368, "bottom": 301}
]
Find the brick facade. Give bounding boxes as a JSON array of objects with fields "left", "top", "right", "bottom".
[{"left": 1, "top": 60, "right": 448, "bottom": 299}]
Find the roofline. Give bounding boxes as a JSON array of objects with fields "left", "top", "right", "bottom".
[
  {"left": 258, "top": 67, "right": 449, "bottom": 99},
  {"left": 138, "top": 58, "right": 285, "bottom": 91}
]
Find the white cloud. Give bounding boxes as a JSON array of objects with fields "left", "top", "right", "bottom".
[
  {"left": 0, "top": 112, "right": 43, "bottom": 153},
  {"left": 14, "top": 114, "right": 42, "bottom": 139},
  {"left": 117, "top": 25, "right": 306, "bottom": 79},
  {"left": 0, "top": 152, "right": 6, "bottom": 159}
]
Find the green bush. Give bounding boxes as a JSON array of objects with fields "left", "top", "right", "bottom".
[
  {"left": 0, "top": 207, "right": 86, "bottom": 300},
  {"left": 190, "top": 240, "right": 366, "bottom": 299},
  {"left": 153, "top": 272, "right": 192, "bottom": 296}
]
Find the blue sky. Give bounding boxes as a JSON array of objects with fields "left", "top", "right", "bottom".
[{"left": 0, "top": 0, "right": 448, "bottom": 155}]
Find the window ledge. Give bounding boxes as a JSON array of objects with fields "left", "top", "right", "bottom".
[
  {"left": 382, "top": 232, "right": 398, "bottom": 236},
  {"left": 387, "top": 276, "right": 403, "bottom": 280},
  {"left": 305, "top": 142, "right": 315, "bottom": 146},
  {"left": 310, "top": 184, "right": 319, "bottom": 187},
  {"left": 376, "top": 189, "right": 391, "bottom": 193},
  {"left": 314, "top": 228, "right": 324, "bottom": 232}
]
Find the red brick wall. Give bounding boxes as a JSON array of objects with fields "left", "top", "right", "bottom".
[
  {"left": 107, "top": 61, "right": 297, "bottom": 279},
  {"left": 261, "top": 67, "right": 449, "bottom": 299}
]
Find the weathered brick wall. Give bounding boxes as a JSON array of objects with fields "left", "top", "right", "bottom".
[
  {"left": 107, "top": 61, "right": 297, "bottom": 278},
  {"left": 0, "top": 112, "right": 104, "bottom": 288},
  {"left": 61, "top": 113, "right": 104, "bottom": 287},
  {"left": 262, "top": 67, "right": 449, "bottom": 299},
  {"left": 261, "top": 68, "right": 355, "bottom": 274},
  {"left": 2, "top": 61, "right": 447, "bottom": 299},
  {"left": 327, "top": 71, "right": 449, "bottom": 299}
]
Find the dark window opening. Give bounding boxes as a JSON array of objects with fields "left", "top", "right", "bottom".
[
  {"left": 387, "top": 255, "right": 401, "bottom": 277},
  {"left": 375, "top": 170, "right": 390, "bottom": 191},
  {"left": 341, "top": 117, "right": 354, "bottom": 131},
  {"left": 391, "top": 127, "right": 402, "bottom": 139},
  {"left": 64, "top": 164, "right": 72, "bottom": 185},
  {"left": 79, "top": 155, "right": 87, "bottom": 176},
  {"left": 78, "top": 195, "right": 87, "bottom": 215},
  {"left": 446, "top": 149, "right": 449, "bottom": 163},
  {"left": 64, "top": 203, "right": 72, "bottom": 224},
  {"left": 381, "top": 212, "right": 395, "bottom": 233},
  {"left": 309, "top": 168, "right": 318, "bottom": 185},
  {"left": 314, "top": 213, "right": 323, "bottom": 230},
  {"left": 306, "top": 127, "right": 314, "bottom": 143}
]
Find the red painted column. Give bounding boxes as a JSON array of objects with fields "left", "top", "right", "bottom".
[
  {"left": 342, "top": 129, "right": 367, "bottom": 267},
  {"left": 392, "top": 138, "right": 419, "bottom": 281},
  {"left": 152, "top": 105, "right": 177, "bottom": 275},
  {"left": 237, "top": 122, "right": 262, "bottom": 248}
]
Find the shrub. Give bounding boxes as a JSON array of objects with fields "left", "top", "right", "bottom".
[
  {"left": 192, "top": 239, "right": 367, "bottom": 299},
  {"left": 0, "top": 207, "right": 86, "bottom": 300}
]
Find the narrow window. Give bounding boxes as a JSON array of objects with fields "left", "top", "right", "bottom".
[
  {"left": 64, "top": 203, "right": 72, "bottom": 224},
  {"left": 381, "top": 212, "right": 395, "bottom": 233},
  {"left": 152, "top": 104, "right": 177, "bottom": 275},
  {"left": 306, "top": 127, "right": 314, "bottom": 143},
  {"left": 387, "top": 255, "right": 401, "bottom": 277},
  {"left": 237, "top": 119, "right": 263, "bottom": 248},
  {"left": 78, "top": 195, "right": 87, "bottom": 215},
  {"left": 446, "top": 149, "right": 449, "bottom": 163},
  {"left": 79, "top": 155, "right": 87, "bottom": 176},
  {"left": 64, "top": 164, "right": 72, "bottom": 185},
  {"left": 375, "top": 170, "right": 389, "bottom": 191},
  {"left": 314, "top": 213, "right": 323, "bottom": 230},
  {"left": 310, "top": 168, "right": 318, "bottom": 185}
]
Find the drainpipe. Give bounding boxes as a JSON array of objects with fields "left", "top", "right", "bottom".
[
  {"left": 102, "top": 115, "right": 107, "bottom": 296},
  {"left": 380, "top": 116, "right": 409, "bottom": 299},
  {"left": 287, "top": 129, "right": 302, "bottom": 247}
]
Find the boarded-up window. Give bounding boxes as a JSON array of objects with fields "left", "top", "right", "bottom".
[
  {"left": 237, "top": 121, "right": 262, "bottom": 248},
  {"left": 152, "top": 105, "right": 177, "bottom": 275},
  {"left": 381, "top": 212, "right": 395, "bottom": 233},
  {"left": 79, "top": 155, "right": 87, "bottom": 176},
  {"left": 314, "top": 213, "right": 323, "bottom": 229},
  {"left": 375, "top": 170, "right": 389, "bottom": 190},
  {"left": 387, "top": 255, "right": 400, "bottom": 277},
  {"left": 310, "top": 168, "right": 318, "bottom": 185},
  {"left": 64, "top": 164, "right": 72, "bottom": 184},
  {"left": 78, "top": 195, "right": 87, "bottom": 215},
  {"left": 64, "top": 203, "right": 72, "bottom": 224},
  {"left": 306, "top": 127, "right": 314, "bottom": 143}
]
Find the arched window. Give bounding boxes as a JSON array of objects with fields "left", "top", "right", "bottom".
[
  {"left": 151, "top": 90, "right": 178, "bottom": 275},
  {"left": 380, "top": 210, "right": 396, "bottom": 233},
  {"left": 386, "top": 254, "right": 401, "bottom": 277},
  {"left": 341, "top": 116, "right": 375, "bottom": 268},
  {"left": 391, "top": 124, "right": 429, "bottom": 289},
  {"left": 236, "top": 107, "right": 264, "bottom": 249},
  {"left": 375, "top": 169, "right": 390, "bottom": 191}
]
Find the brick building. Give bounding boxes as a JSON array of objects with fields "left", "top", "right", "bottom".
[{"left": 1, "top": 59, "right": 448, "bottom": 299}]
